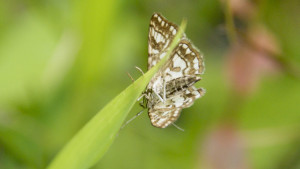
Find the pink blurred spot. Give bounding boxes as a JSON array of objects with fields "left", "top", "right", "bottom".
[
  {"left": 225, "top": 26, "right": 281, "bottom": 95},
  {"left": 200, "top": 124, "right": 250, "bottom": 169}
]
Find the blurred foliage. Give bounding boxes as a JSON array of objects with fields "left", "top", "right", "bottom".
[{"left": 0, "top": 0, "right": 299, "bottom": 169}]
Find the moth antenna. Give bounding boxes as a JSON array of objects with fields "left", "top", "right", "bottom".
[
  {"left": 135, "top": 66, "right": 145, "bottom": 75},
  {"left": 127, "top": 72, "right": 135, "bottom": 82},
  {"left": 172, "top": 123, "right": 185, "bottom": 132},
  {"left": 121, "top": 110, "right": 144, "bottom": 129}
]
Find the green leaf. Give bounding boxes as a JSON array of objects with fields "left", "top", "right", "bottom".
[{"left": 47, "top": 20, "right": 187, "bottom": 169}]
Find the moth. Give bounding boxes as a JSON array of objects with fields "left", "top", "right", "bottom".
[{"left": 139, "top": 13, "right": 205, "bottom": 128}]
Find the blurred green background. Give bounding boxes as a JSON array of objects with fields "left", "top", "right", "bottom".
[{"left": 0, "top": 0, "right": 300, "bottom": 169}]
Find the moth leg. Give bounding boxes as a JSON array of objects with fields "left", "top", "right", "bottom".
[
  {"left": 121, "top": 109, "right": 144, "bottom": 129},
  {"left": 135, "top": 66, "right": 145, "bottom": 75},
  {"left": 154, "top": 90, "right": 164, "bottom": 102},
  {"left": 163, "top": 79, "right": 166, "bottom": 103},
  {"left": 137, "top": 93, "right": 146, "bottom": 101},
  {"left": 127, "top": 72, "right": 135, "bottom": 82},
  {"left": 172, "top": 123, "right": 184, "bottom": 131}
]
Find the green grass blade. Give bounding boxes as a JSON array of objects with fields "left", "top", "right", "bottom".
[{"left": 47, "top": 20, "right": 187, "bottom": 169}]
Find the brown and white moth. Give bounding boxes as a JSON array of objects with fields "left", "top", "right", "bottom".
[{"left": 139, "top": 13, "right": 205, "bottom": 128}]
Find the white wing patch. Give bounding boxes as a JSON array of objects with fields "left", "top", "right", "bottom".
[
  {"left": 159, "top": 52, "right": 166, "bottom": 59},
  {"left": 193, "top": 57, "right": 199, "bottom": 70},
  {"left": 153, "top": 31, "right": 165, "bottom": 44}
]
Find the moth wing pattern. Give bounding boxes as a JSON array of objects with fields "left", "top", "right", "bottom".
[
  {"left": 148, "top": 13, "right": 181, "bottom": 69},
  {"left": 161, "top": 39, "right": 205, "bottom": 83},
  {"left": 180, "top": 86, "right": 205, "bottom": 108},
  {"left": 148, "top": 108, "right": 181, "bottom": 128},
  {"left": 149, "top": 86, "right": 205, "bottom": 128},
  {"left": 146, "top": 39, "right": 205, "bottom": 96},
  {"left": 165, "top": 76, "right": 201, "bottom": 96},
  {"left": 153, "top": 86, "right": 205, "bottom": 111}
]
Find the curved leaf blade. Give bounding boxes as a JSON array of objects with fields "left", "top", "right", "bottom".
[{"left": 47, "top": 20, "right": 186, "bottom": 169}]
